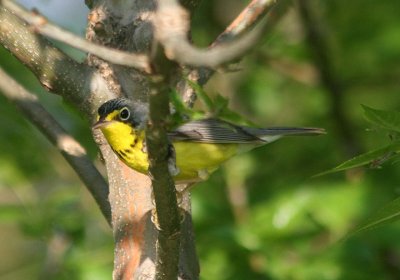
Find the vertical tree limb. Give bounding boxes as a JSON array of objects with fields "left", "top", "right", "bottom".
[{"left": 146, "top": 75, "right": 181, "bottom": 280}]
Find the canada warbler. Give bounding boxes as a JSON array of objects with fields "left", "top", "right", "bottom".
[{"left": 93, "top": 98, "right": 324, "bottom": 183}]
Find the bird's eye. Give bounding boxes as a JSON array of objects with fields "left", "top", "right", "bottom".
[{"left": 119, "top": 107, "right": 130, "bottom": 121}]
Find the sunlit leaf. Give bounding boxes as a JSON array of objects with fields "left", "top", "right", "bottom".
[
  {"left": 347, "top": 196, "right": 400, "bottom": 237},
  {"left": 316, "top": 142, "right": 400, "bottom": 176},
  {"left": 363, "top": 105, "right": 400, "bottom": 133}
]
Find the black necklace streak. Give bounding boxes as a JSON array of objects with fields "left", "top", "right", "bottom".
[
  {"left": 111, "top": 147, "right": 123, "bottom": 160},
  {"left": 124, "top": 149, "right": 133, "bottom": 154},
  {"left": 118, "top": 150, "right": 128, "bottom": 158},
  {"left": 130, "top": 137, "right": 139, "bottom": 149}
]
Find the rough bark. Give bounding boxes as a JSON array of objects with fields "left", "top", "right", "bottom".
[{"left": 86, "top": 1, "right": 199, "bottom": 279}]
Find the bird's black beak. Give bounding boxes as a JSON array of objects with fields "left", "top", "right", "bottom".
[{"left": 92, "top": 119, "right": 108, "bottom": 129}]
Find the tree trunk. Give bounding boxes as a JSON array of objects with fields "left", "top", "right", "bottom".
[{"left": 86, "top": 1, "right": 199, "bottom": 279}]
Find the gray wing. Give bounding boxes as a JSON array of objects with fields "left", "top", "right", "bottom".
[
  {"left": 169, "top": 118, "right": 325, "bottom": 144},
  {"left": 169, "top": 118, "right": 264, "bottom": 144}
]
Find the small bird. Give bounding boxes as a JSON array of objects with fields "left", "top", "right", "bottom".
[{"left": 93, "top": 98, "right": 325, "bottom": 183}]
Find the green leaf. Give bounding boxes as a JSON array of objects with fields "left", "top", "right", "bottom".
[
  {"left": 182, "top": 80, "right": 257, "bottom": 126},
  {"left": 316, "top": 142, "right": 400, "bottom": 176},
  {"left": 186, "top": 79, "right": 214, "bottom": 112},
  {"left": 213, "top": 94, "right": 229, "bottom": 114},
  {"left": 169, "top": 90, "right": 206, "bottom": 127},
  {"left": 211, "top": 95, "right": 254, "bottom": 126},
  {"left": 347, "top": 196, "right": 400, "bottom": 237},
  {"left": 169, "top": 89, "right": 191, "bottom": 115},
  {"left": 362, "top": 105, "right": 400, "bottom": 132}
]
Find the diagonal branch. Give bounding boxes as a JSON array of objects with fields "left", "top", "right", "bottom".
[
  {"left": 1, "top": 0, "right": 151, "bottom": 73},
  {"left": 154, "top": 0, "right": 270, "bottom": 68},
  {"left": 179, "top": 0, "right": 289, "bottom": 106},
  {"left": 0, "top": 67, "right": 111, "bottom": 225},
  {"left": 213, "top": 0, "right": 279, "bottom": 45},
  {"left": 0, "top": 4, "right": 114, "bottom": 115}
]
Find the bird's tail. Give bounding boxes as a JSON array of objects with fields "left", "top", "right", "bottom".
[{"left": 243, "top": 127, "right": 326, "bottom": 143}]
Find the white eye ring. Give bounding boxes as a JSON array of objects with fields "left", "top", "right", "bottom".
[{"left": 119, "top": 107, "right": 130, "bottom": 121}]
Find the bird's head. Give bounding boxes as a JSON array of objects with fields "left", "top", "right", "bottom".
[{"left": 93, "top": 98, "right": 147, "bottom": 130}]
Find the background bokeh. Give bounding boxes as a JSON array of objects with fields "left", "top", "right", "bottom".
[{"left": 1, "top": 0, "right": 400, "bottom": 279}]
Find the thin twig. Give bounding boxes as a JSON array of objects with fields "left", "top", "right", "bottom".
[
  {"left": 0, "top": 67, "right": 111, "bottom": 225},
  {"left": 1, "top": 0, "right": 151, "bottom": 73}
]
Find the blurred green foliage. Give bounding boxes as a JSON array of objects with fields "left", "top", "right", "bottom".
[{"left": 1, "top": 0, "right": 400, "bottom": 279}]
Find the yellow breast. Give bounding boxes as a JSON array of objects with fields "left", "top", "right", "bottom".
[
  {"left": 100, "top": 122, "right": 239, "bottom": 182},
  {"left": 100, "top": 121, "right": 149, "bottom": 174}
]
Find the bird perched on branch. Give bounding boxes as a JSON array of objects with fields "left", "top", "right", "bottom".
[{"left": 93, "top": 98, "right": 325, "bottom": 183}]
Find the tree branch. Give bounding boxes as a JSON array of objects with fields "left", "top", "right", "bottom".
[
  {"left": 1, "top": 0, "right": 151, "bottom": 73},
  {"left": 213, "top": 0, "right": 278, "bottom": 45},
  {"left": 0, "top": 67, "right": 111, "bottom": 225},
  {"left": 0, "top": 4, "right": 114, "bottom": 115},
  {"left": 154, "top": 0, "right": 269, "bottom": 68},
  {"left": 146, "top": 73, "right": 181, "bottom": 279},
  {"left": 178, "top": 0, "right": 289, "bottom": 107}
]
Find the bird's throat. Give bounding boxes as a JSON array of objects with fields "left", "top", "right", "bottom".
[{"left": 100, "top": 122, "right": 149, "bottom": 173}]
